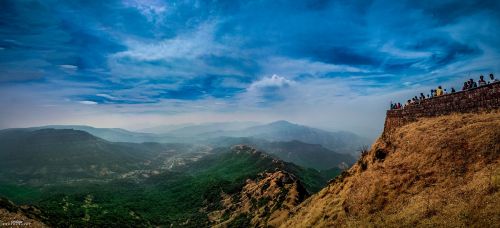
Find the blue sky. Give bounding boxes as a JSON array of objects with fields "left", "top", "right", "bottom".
[{"left": 0, "top": 0, "right": 499, "bottom": 137}]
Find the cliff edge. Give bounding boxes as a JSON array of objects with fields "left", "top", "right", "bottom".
[{"left": 281, "top": 111, "right": 500, "bottom": 227}]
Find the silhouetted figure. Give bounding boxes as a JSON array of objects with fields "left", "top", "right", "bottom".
[
  {"left": 490, "top": 73, "right": 498, "bottom": 83},
  {"left": 462, "top": 82, "right": 468, "bottom": 91},
  {"left": 391, "top": 102, "right": 397, "bottom": 110},
  {"left": 436, "top": 86, "right": 443, "bottom": 96},
  {"left": 451, "top": 87, "right": 456, "bottom": 93},
  {"left": 469, "top": 78, "right": 477, "bottom": 88},
  {"left": 420, "top": 93, "right": 425, "bottom": 100},
  {"left": 478, "top": 75, "right": 487, "bottom": 86}
]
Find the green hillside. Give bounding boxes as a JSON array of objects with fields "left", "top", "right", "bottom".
[
  {"left": 0, "top": 128, "right": 195, "bottom": 184},
  {"left": 0, "top": 128, "right": 341, "bottom": 227},
  {"left": 207, "top": 136, "right": 355, "bottom": 170},
  {"left": 1, "top": 145, "right": 335, "bottom": 227}
]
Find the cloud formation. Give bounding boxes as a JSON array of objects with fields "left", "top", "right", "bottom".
[
  {"left": 0, "top": 0, "right": 499, "bottom": 138},
  {"left": 79, "top": 101, "right": 98, "bottom": 105}
]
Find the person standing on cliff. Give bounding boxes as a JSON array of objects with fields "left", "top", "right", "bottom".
[
  {"left": 436, "top": 86, "right": 444, "bottom": 96},
  {"left": 489, "top": 73, "right": 498, "bottom": 83},
  {"left": 391, "top": 102, "right": 397, "bottom": 110},
  {"left": 420, "top": 93, "right": 425, "bottom": 100},
  {"left": 469, "top": 79, "right": 477, "bottom": 88},
  {"left": 478, "top": 75, "right": 487, "bottom": 86},
  {"left": 462, "top": 82, "right": 469, "bottom": 91}
]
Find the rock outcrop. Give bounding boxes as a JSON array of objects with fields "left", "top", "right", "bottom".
[
  {"left": 0, "top": 198, "right": 47, "bottom": 228},
  {"left": 209, "top": 170, "right": 308, "bottom": 227}
]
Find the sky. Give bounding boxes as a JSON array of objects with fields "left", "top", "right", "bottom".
[{"left": 0, "top": 0, "right": 499, "bottom": 138}]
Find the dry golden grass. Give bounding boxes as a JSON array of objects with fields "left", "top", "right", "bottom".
[
  {"left": 281, "top": 111, "right": 500, "bottom": 228},
  {"left": 0, "top": 208, "right": 47, "bottom": 228}
]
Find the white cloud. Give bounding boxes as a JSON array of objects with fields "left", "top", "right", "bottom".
[
  {"left": 380, "top": 42, "right": 432, "bottom": 59},
  {"left": 59, "top": 65, "right": 78, "bottom": 74},
  {"left": 108, "top": 21, "right": 248, "bottom": 78},
  {"left": 113, "top": 22, "right": 223, "bottom": 61},
  {"left": 248, "top": 74, "right": 295, "bottom": 91},
  {"left": 122, "top": 0, "right": 167, "bottom": 22},
  {"left": 59, "top": 64, "right": 78, "bottom": 70},
  {"left": 261, "top": 57, "right": 367, "bottom": 78},
  {"left": 96, "top": 93, "right": 118, "bottom": 100},
  {"left": 79, "top": 100, "right": 98, "bottom": 105}
]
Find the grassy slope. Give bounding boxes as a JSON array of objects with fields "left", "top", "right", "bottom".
[{"left": 282, "top": 111, "right": 500, "bottom": 227}]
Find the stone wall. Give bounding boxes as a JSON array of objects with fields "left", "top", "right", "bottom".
[{"left": 383, "top": 81, "right": 500, "bottom": 133}]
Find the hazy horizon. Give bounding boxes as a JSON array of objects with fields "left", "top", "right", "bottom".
[{"left": 0, "top": 119, "right": 373, "bottom": 139}]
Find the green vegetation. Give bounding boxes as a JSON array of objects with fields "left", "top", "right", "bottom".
[
  {"left": 208, "top": 137, "right": 356, "bottom": 170},
  {"left": 0, "top": 129, "right": 343, "bottom": 227},
  {"left": 0, "top": 183, "right": 42, "bottom": 204},
  {"left": 0, "top": 147, "right": 338, "bottom": 227}
]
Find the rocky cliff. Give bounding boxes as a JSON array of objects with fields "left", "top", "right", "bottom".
[{"left": 209, "top": 170, "right": 308, "bottom": 227}]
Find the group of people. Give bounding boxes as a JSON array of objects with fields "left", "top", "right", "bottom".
[
  {"left": 390, "top": 73, "right": 498, "bottom": 110},
  {"left": 462, "top": 73, "right": 498, "bottom": 90}
]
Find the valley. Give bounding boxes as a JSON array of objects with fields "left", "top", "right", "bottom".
[{"left": 0, "top": 121, "right": 357, "bottom": 227}]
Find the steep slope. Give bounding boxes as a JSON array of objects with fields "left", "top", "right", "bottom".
[
  {"left": 209, "top": 170, "right": 309, "bottom": 227},
  {"left": 281, "top": 111, "right": 500, "bottom": 227},
  {"left": 0, "top": 198, "right": 47, "bottom": 227}
]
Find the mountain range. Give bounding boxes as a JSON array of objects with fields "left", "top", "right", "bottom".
[
  {"left": 20, "top": 120, "right": 370, "bottom": 156},
  {"left": 3, "top": 120, "right": 367, "bottom": 170}
]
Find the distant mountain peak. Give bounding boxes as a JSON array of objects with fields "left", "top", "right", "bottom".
[
  {"left": 267, "top": 120, "right": 297, "bottom": 127},
  {"left": 269, "top": 120, "right": 293, "bottom": 124}
]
